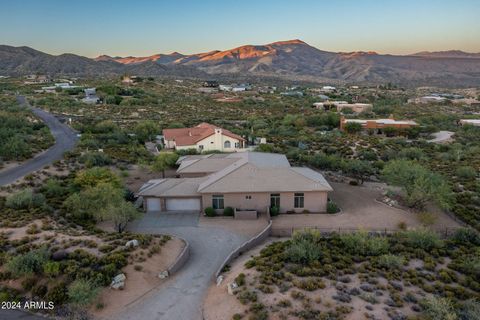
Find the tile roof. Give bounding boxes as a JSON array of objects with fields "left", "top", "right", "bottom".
[{"left": 163, "top": 122, "right": 245, "bottom": 146}]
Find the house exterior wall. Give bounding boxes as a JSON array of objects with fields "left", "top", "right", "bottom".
[
  {"left": 168, "top": 132, "right": 243, "bottom": 152},
  {"left": 195, "top": 131, "right": 242, "bottom": 152},
  {"left": 201, "top": 191, "right": 328, "bottom": 214}
]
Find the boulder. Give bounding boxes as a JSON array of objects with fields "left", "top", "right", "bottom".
[
  {"left": 111, "top": 281, "right": 125, "bottom": 290},
  {"left": 52, "top": 250, "right": 68, "bottom": 261},
  {"left": 216, "top": 275, "right": 224, "bottom": 286},
  {"left": 125, "top": 239, "right": 139, "bottom": 248},
  {"left": 112, "top": 273, "right": 126, "bottom": 283},
  {"left": 227, "top": 282, "right": 239, "bottom": 295},
  {"left": 158, "top": 271, "right": 169, "bottom": 279}
]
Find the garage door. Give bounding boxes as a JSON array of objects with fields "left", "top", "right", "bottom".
[
  {"left": 166, "top": 198, "right": 201, "bottom": 211},
  {"left": 146, "top": 198, "right": 161, "bottom": 212}
]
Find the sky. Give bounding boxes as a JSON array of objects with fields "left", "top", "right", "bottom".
[{"left": 1, "top": 0, "right": 479, "bottom": 58}]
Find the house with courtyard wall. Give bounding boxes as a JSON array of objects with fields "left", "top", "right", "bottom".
[{"left": 138, "top": 152, "right": 333, "bottom": 215}]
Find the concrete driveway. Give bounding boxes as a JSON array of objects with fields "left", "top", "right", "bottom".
[
  {"left": 133, "top": 211, "right": 200, "bottom": 228},
  {"left": 116, "top": 213, "right": 248, "bottom": 320},
  {"left": 0, "top": 96, "right": 78, "bottom": 186}
]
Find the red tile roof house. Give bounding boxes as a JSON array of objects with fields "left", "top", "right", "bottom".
[
  {"left": 162, "top": 122, "right": 246, "bottom": 152},
  {"left": 138, "top": 152, "right": 333, "bottom": 216}
]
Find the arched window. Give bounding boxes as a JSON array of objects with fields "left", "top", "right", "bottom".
[{"left": 224, "top": 140, "right": 231, "bottom": 148}]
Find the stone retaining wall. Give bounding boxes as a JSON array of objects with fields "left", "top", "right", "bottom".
[
  {"left": 214, "top": 220, "right": 272, "bottom": 281},
  {"left": 167, "top": 237, "right": 190, "bottom": 275}
]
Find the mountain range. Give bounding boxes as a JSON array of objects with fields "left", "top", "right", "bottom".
[{"left": 1, "top": 39, "right": 480, "bottom": 87}]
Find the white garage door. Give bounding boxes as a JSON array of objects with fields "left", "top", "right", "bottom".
[
  {"left": 166, "top": 198, "right": 201, "bottom": 211},
  {"left": 146, "top": 198, "right": 161, "bottom": 212}
]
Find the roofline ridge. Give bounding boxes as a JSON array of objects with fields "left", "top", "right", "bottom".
[{"left": 197, "top": 159, "right": 248, "bottom": 192}]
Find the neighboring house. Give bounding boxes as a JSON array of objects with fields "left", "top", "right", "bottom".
[
  {"left": 81, "top": 88, "right": 100, "bottom": 104},
  {"left": 340, "top": 116, "right": 418, "bottom": 133},
  {"left": 459, "top": 119, "right": 480, "bottom": 127},
  {"left": 313, "top": 101, "right": 372, "bottom": 113},
  {"left": 203, "top": 80, "right": 219, "bottom": 88},
  {"left": 162, "top": 122, "right": 246, "bottom": 152},
  {"left": 138, "top": 152, "right": 333, "bottom": 214}
]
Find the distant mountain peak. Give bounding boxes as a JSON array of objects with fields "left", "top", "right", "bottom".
[
  {"left": 270, "top": 39, "right": 307, "bottom": 46},
  {"left": 411, "top": 50, "right": 480, "bottom": 58}
]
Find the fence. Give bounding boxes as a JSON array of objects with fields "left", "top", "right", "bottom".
[{"left": 271, "top": 226, "right": 461, "bottom": 238}]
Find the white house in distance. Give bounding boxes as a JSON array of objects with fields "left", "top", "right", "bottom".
[
  {"left": 162, "top": 122, "right": 246, "bottom": 152},
  {"left": 459, "top": 119, "right": 480, "bottom": 127}
]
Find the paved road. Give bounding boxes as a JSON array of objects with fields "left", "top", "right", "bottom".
[
  {"left": 0, "top": 310, "right": 46, "bottom": 320},
  {"left": 0, "top": 96, "right": 78, "bottom": 186},
  {"left": 117, "top": 211, "right": 247, "bottom": 320}
]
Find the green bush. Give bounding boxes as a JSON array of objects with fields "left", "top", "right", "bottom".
[
  {"left": 46, "top": 282, "right": 68, "bottom": 304},
  {"left": 376, "top": 254, "right": 405, "bottom": 269},
  {"left": 204, "top": 207, "right": 216, "bottom": 217},
  {"left": 421, "top": 296, "right": 457, "bottom": 320},
  {"left": 5, "top": 189, "right": 45, "bottom": 210},
  {"left": 458, "top": 299, "right": 480, "bottom": 320},
  {"left": 286, "top": 230, "right": 323, "bottom": 265},
  {"left": 327, "top": 201, "right": 340, "bottom": 214},
  {"left": 452, "top": 228, "right": 480, "bottom": 246},
  {"left": 43, "top": 261, "right": 60, "bottom": 278},
  {"left": 339, "top": 231, "right": 389, "bottom": 256},
  {"left": 402, "top": 228, "right": 442, "bottom": 250},
  {"left": 67, "top": 279, "right": 100, "bottom": 306},
  {"left": 224, "top": 206, "right": 234, "bottom": 216},
  {"left": 269, "top": 206, "right": 280, "bottom": 216},
  {"left": 456, "top": 166, "right": 477, "bottom": 181},
  {"left": 5, "top": 247, "right": 50, "bottom": 277}
]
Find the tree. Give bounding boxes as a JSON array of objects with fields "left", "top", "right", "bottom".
[
  {"left": 74, "top": 167, "right": 122, "bottom": 189},
  {"left": 103, "top": 200, "right": 141, "bottom": 233},
  {"left": 344, "top": 122, "right": 362, "bottom": 134},
  {"left": 151, "top": 152, "right": 179, "bottom": 178},
  {"left": 382, "top": 159, "right": 452, "bottom": 209},
  {"left": 343, "top": 159, "right": 373, "bottom": 184},
  {"left": 133, "top": 120, "right": 160, "bottom": 143}
]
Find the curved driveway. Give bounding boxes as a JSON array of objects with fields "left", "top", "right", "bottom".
[
  {"left": 0, "top": 96, "right": 78, "bottom": 186},
  {"left": 118, "top": 212, "right": 247, "bottom": 320}
]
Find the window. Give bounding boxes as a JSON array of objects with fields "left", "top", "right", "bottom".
[
  {"left": 245, "top": 195, "right": 252, "bottom": 199},
  {"left": 212, "top": 194, "right": 224, "bottom": 209},
  {"left": 294, "top": 193, "right": 304, "bottom": 208},
  {"left": 235, "top": 142, "right": 240, "bottom": 148},
  {"left": 224, "top": 140, "right": 231, "bottom": 148},
  {"left": 270, "top": 193, "right": 280, "bottom": 208},
  {"left": 198, "top": 145, "right": 204, "bottom": 150}
]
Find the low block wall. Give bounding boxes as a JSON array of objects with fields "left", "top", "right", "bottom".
[
  {"left": 167, "top": 237, "right": 190, "bottom": 275},
  {"left": 235, "top": 209, "right": 258, "bottom": 220},
  {"left": 214, "top": 220, "right": 272, "bottom": 281}
]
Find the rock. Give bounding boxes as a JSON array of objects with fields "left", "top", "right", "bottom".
[
  {"left": 227, "top": 282, "right": 239, "bottom": 295},
  {"left": 158, "top": 271, "right": 169, "bottom": 279},
  {"left": 112, "top": 273, "right": 126, "bottom": 283},
  {"left": 125, "top": 239, "right": 139, "bottom": 248},
  {"left": 52, "top": 250, "right": 68, "bottom": 261},
  {"left": 111, "top": 281, "right": 125, "bottom": 290},
  {"left": 216, "top": 275, "right": 224, "bottom": 286}
]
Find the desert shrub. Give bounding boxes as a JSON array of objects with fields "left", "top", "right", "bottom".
[
  {"left": 204, "top": 207, "right": 216, "bottom": 217},
  {"left": 457, "top": 257, "right": 480, "bottom": 279},
  {"left": 452, "top": 228, "right": 480, "bottom": 246},
  {"left": 224, "top": 207, "right": 234, "bottom": 216},
  {"left": 421, "top": 296, "right": 457, "bottom": 320},
  {"left": 376, "top": 254, "right": 405, "bottom": 269},
  {"left": 402, "top": 228, "right": 442, "bottom": 250},
  {"left": 68, "top": 279, "right": 100, "bottom": 306},
  {"left": 458, "top": 299, "right": 480, "bottom": 320},
  {"left": 43, "top": 261, "right": 60, "bottom": 278},
  {"left": 237, "top": 290, "right": 257, "bottom": 305},
  {"left": 339, "top": 231, "right": 389, "bottom": 256},
  {"left": 456, "top": 166, "right": 477, "bottom": 181},
  {"left": 418, "top": 212, "right": 437, "bottom": 226},
  {"left": 327, "top": 201, "right": 340, "bottom": 214},
  {"left": 5, "top": 189, "right": 45, "bottom": 210},
  {"left": 46, "top": 282, "right": 68, "bottom": 304},
  {"left": 292, "top": 277, "right": 325, "bottom": 291},
  {"left": 79, "top": 152, "right": 113, "bottom": 168},
  {"left": 32, "top": 284, "right": 48, "bottom": 298},
  {"left": 286, "top": 230, "right": 323, "bottom": 265},
  {"left": 235, "top": 273, "right": 246, "bottom": 286},
  {"left": 5, "top": 247, "right": 49, "bottom": 277}
]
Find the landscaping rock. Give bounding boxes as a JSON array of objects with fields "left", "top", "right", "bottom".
[
  {"left": 52, "top": 250, "right": 68, "bottom": 261},
  {"left": 216, "top": 275, "right": 224, "bottom": 286},
  {"left": 227, "top": 282, "right": 239, "bottom": 295},
  {"left": 125, "top": 239, "right": 139, "bottom": 247},
  {"left": 158, "top": 271, "right": 169, "bottom": 279},
  {"left": 111, "top": 273, "right": 126, "bottom": 290}
]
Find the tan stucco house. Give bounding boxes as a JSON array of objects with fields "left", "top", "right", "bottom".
[
  {"left": 138, "top": 152, "right": 333, "bottom": 214},
  {"left": 162, "top": 122, "right": 246, "bottom": 152}
]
